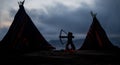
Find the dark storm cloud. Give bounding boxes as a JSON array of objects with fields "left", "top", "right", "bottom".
[
  {"left": 28, "top": 3, "right": 93, "bottom": 34},
  {"left": 27, "top": 0, "right": 120, "bottom": 38},
  {"left": 3, "top": 0, "right": 120, "bottom": 41},
  {"left": 0, "top": 27, "right": 8, "bottom": 40},
  {"left": 27, "top": 3, "right": 93, "bottom": 40},
  {"left": 93, "top": 0, "right": 120, "bottom": 34}
]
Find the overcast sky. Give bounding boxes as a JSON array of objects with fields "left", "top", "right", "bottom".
[{"left": 0, "top": 0, "right": 120, "bottom": 43}]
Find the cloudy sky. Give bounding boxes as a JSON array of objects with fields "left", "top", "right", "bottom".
[{"left": 0, "top": 0, "right": 120, "bottom": 47}]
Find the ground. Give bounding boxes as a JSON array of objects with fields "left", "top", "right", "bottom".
[{"left": 0, "top": 50, "right": 119, "bottom": 65}]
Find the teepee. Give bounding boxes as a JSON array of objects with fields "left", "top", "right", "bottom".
[
  {"left": 0, "top": 0, "right": 55, "bottom": 52},
  {"left": 80, "top": 12, "right": 118, "bottom": 50}
]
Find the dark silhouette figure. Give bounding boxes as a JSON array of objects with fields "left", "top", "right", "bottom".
[
  {"left": 66, "top": 32, "right": 75, "bottom": 50},
  {"left": 60, "top": 31, "right": 76, "bottom": 51}
]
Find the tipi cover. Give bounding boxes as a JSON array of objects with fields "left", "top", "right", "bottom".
[
  {"left": 0, "top": 0, "right": 55, "bottom": 52},
  {"left": 80, "top": 13, "right": 118, "bottom": 50}
]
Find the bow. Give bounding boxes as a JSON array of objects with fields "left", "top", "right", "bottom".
[{"left": 59, "top": 29, "right": 67, "bottom": 45}]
